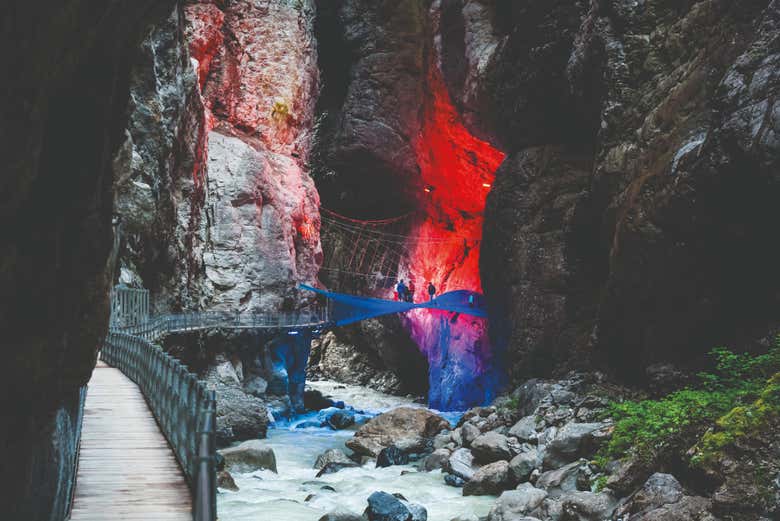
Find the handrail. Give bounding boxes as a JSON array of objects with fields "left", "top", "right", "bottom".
[{"left": 101, "top": 331, "right": 217, "bottom": 521}]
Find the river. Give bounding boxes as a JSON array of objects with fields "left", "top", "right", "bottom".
[{"left": 218, "top": 381, "right": 496, "bottom": 521}]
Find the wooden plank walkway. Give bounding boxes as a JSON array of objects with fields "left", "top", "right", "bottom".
[{"left": 70, "top": 361, "right": 192, "bottom": 520}]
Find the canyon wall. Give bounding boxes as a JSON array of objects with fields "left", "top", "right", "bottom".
[
  {"left": 311, "top": 0, "right": 508, "bottom": 409},
  {"left": 115, "top": 0, "right": 323, "bottom": 315},
  {"left": 0, "top": 1, "right": 176, "bottom": 517},
  {"left": 462, "top": 0, "right": 780, "bottom": 383}
]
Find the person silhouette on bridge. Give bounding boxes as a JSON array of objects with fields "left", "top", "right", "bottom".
[
  {"left": 396, "top": 280, "right": 408, "bottom": 301},
  {"left": 407, "top": 280, "right": 416, "bottom": 303},
  {"left": 427, "top": 281, "right": 437, "bottom": 301}
]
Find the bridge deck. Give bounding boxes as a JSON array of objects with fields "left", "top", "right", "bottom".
[{"left": 70, "top": 361, "right": 192, "bottom": 520}]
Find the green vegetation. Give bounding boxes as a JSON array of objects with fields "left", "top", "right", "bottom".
[
  {"left": 598, "top": 338, "right": 780, "bottom": 466},
  {"left": 271, "top": 100, "right": 292, "bottom": 123}
]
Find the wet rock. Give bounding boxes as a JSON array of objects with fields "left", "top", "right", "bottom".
[
  {"left": 471, "top": 432, "right": 513, "bottom": 463},
  {"left": 615, "top": 473, "right": 717, "bottom": 521},
  {"left": 445, "top": 474, "right": 466, "bottom": 488},
  {"left": 509, "top": 417, "right": 539, "bottom": 444},
  {"left": 319, "top": 512, "right": 366, "bottom": 521},
  {"left": 364, "top": 491, "right": 427, "bottom": 521},
  {"left": 446, "top": 448, "right": 480, "bottom": 481},
  {"left": 219, "top": 440, "right": 277, "bottom": 473},
  {"left": 536, "top": 461, "right": 587, "bottom": 498},
  {"left": 464, "top": 460, "right": 512, "bottom": 496},
  {"left": 605, "top": 456, "right": 652, "bottom": 496},
  {"left": 316, "top": 461, "right": 360, "bottom": 477},
  {"left": 217, "top": 470, "right": 238, "bottom": 491},
  {"left": 423, "top": 448, "right": 452, "bottom": 472},
  {"left": 542, "top": 423, "right": 610, "bottom": 469},
  {"left": 244, "top": 375, "right": 268, "bottom": 397},
  {"left": 509, "top": 448, "right": 539, "bottom": 484},
  {"left": 305, "top": 389, "right": 335, "bottom": 411},
  {"left": 314, "top": 449, "right": 353, "bottom": 470},
  {"left": 212, "top": 382, "right": 270, "bottom": 446},
  {"left": 487, "top": 484, "right": 548, "bottom": 520},
  {"left": 319, "top": 407, "right": 356, "bottom": 430},
  {"left": 433, "top": 431, "right": 452, "bottom": 450},
  {"left": 346, "top": 407, "right": 450, "bottom": 457},
  {"left": 461, "top": 423, "right": 481, "bottom": 448},
  {"left": 376, "top": 446, "right": 410, "bottom": 468},
  {"left": 559, "top": 491, "right": 618, "bottom": 521}
]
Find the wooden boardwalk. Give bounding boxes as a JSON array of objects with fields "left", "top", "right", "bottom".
[{"left": 70, "top": 361, "right": 192, "bottom": 520}]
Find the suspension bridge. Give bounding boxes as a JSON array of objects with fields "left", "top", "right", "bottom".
[{"left": 67, "top": 207, "right": 488, "bottom": 520}]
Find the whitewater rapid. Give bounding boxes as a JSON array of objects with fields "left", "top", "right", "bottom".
[{"left": 217, "top": 381, "right": 495, "bottom": 521}]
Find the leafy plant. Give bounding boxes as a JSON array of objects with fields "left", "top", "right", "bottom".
[
  {"left": 271, "top": 100, "right": 292, "bottom": 123},
  {"left": 598, "top": 338, "right": 780, "bottom": 465}
]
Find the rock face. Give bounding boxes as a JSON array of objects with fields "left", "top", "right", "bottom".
[
  {"left": 116, "top": 0, "right": 323, "bottom": 315},
  {"left": 346, "top": 407, "right": 450, "bottom": 457},
  {"left": 478, "top": 0, "right": 780, "bottom": 382},
  {"left": 308, "top": 322, "right": 430, "bottom": 397},
  {"left": 0, "top": 0, "right": 177, "bottom": 518}
]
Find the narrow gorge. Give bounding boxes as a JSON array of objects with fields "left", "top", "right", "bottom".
[{"left": 2, "top": 1, "right": 779, "bottom": 521}]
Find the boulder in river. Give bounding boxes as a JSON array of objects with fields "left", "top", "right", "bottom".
[
  {"left": 423, "top": 448, "right": 451, "bottom": 472},
  {"left": 217, "top": 470, "right": 239, "bottom": 491},
  {"left": 463, "top": 460, "right": 512, "bottom": 496},
  {"left": 316, "top": 461, "right": 360, "bottom": 477},
  {"left": 218, "top": 440, "right": 277, "bottom": 473},
  {"left": 445, "top": 474, "right": 466, "bottom": 488},
  {"left": 320, "top": 407, "right": 357, "bottom": 430},
  {"left": 509, "top": 448, "right": 539, "bottom": 484},
  {"left": 364, "top": 491, "right": 427, "bottom": 521},
  {"left": 376, "top": 446, "right": 409, "bottom": 468},
  {"left": 346, "top": 407, "right": 450, "bottom": 457},
  {"left": 314, "top": 449, "right": 354, "bottom": 470},
  {"left": 446, "top": 448, "right": 480, "bottom": 481},
  {"left": 319, "top": 512, "right": 366, "bottom": 521},
  {"left": 471, "top": 432, "right": 512, "bottom": 463}
]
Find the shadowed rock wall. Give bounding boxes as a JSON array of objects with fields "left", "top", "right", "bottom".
[
  {"left": 470, "top": 0, "right": 780, "bottom": 383},
  {"left": 0, "top": 1, "right": 176, "bottom": 517}
]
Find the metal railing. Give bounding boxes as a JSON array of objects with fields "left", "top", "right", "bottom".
[
  {"left": 114, "top": 310, "right": 330, "bottom": 341},
  {"left": 101, "top": 332, "right": 217, "bottom": 521}
]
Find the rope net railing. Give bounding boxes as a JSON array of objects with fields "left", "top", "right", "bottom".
[{"left": 318, "top": 206, "right": 482, "bottom": 293}]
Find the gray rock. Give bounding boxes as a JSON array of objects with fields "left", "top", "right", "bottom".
[
  {"left": 319, "top": 512, "right": 366, "bottom": 521},
  {"left": 487, "top": 484, "right": 548, "bottom": 520},
  {"left": 365, "top": 491, "right": 427, "bottom": 521},
  {"left": 605, "top": 456, "right": 651, "bottom": 496},
  {"left": 559, "top": 491, "right": 618, "bottom": 521},
  {"left": 346, "top": 407, "right": 450, "bottom": 457},
  {"left": 509, "top": 417, "right": 539, "bottom": 443},
  {"left": 219, "top": 440, "right": 277, "bottom": 473},
  {"left": 316, "top": 461, "right": 360, "bottom": 477},
  {"left": 314, "top": 449, "right": 353, "bottom": 470},
  {"left": 509, "top": 448, "right": 539, "bottom": 483},
  {"left": 244, "top": 375, "right": 268, "bottom": 397},
  {"left": 462, "top": 423, "right": 481, "bottom": 448},
  {"left": 447, "top": 448, "right": 480, "bottom": 481},
  {"left": 217, "top": 470, "right": 238, "bottom": 491},
  {"left": 376, "top": 446, "right": 409, "bottom": 468},
  {"left": 433, "top": 431, "right": 452, "bottom": 450},
  {"left": 542, "top": 423, "right": 609, "bottom": 469},
  {"left": 445, "top": 474, "right": 466, "bottom": 488},
  {"left": 536, "top": 461, "right": 587, "bottom": 498},
  {"left": 423, "top": 448, "right": 451, "bottom": 472},
  {"left": 212, "top": 382, "right": 270, "bottom": 446},
  {"left": 464, "top": 460, "right": 512, "bottom": 496},
  {"left": 471, "top": 432, "right": 513, "bottom": 463},
  {"left": 615, "top": 473, "right": 717, "bottom": 521},
  {"left": 621, "top": 473, "right": 684, "bottom": 513}
]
